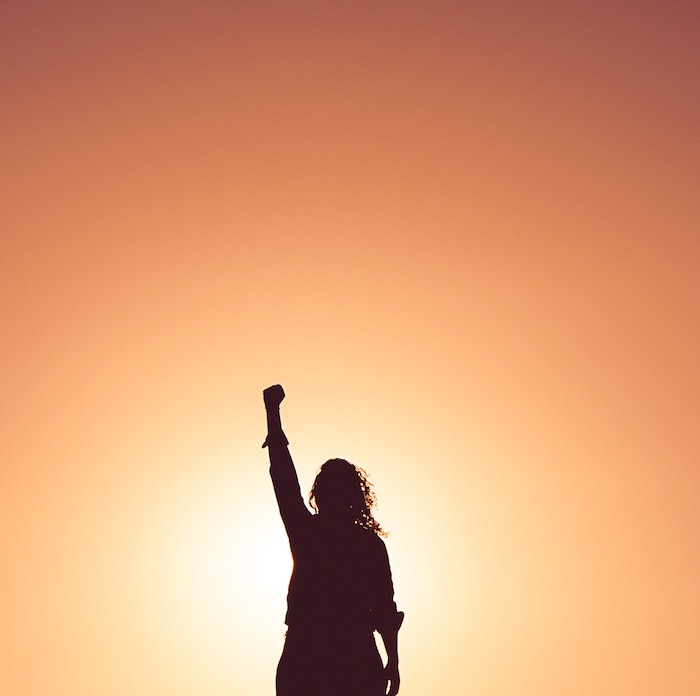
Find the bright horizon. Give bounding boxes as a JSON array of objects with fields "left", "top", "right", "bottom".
[{"left": 2, "top": 2, "right": 699, "bottom": 695}]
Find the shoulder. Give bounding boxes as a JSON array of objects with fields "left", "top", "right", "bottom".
[{"left": 355, "top": 525, "right": 387, "bottom": 552}]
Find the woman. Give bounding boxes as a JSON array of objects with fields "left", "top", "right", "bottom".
[{"left": 262, "top": 384, "right": 404, "bottom": 696}]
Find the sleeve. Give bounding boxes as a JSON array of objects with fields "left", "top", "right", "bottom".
[
  {"left": 267, "top": 435, "right": 312, "bottom": 540},
  {"left": 368, "top": 537, "right": 404, "bottom": 634}
]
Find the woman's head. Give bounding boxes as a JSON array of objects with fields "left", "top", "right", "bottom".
[{"left": 309, "top": 458, "right": 386, "bottom": 536}]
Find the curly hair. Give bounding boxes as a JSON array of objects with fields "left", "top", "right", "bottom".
[{"left": 309, "top": 458, "right": 387, "bottom": 537}]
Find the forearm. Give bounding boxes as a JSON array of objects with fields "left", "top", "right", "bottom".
[
  {"left": 379, "top": 628, "right": 399, "bottom": 667},
  {"left": 265, "top": 405, "right": 283, "bottom": 442},
  {"left": 264, "top": 403, "right": 293, "bottom": 478},
  {"left": 379, "top": 613, "right": 403, "bottom": 696}
]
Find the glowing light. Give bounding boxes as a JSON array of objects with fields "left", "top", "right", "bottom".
[{"left": 172, "top": 494, "right": 291, "bottom": 636}]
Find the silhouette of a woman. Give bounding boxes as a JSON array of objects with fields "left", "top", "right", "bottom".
[{"left": 263, "top": 385, "right": 404, "bottom": 696}]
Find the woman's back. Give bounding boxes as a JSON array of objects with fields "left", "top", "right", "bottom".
[{"left": 285, "top": 515, "right": 396, "bottom": 630}]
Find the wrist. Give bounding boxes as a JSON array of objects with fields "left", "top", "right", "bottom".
[{"left": 262, "top": 430, "right": 289, "bottom": 448}]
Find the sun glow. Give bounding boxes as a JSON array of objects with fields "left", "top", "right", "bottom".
[
  {"left": 133, "top": 465, "right": 293, "bottom": 684},
  {"left": 176, "top": 505, "right": 291, "bottom": 625}
]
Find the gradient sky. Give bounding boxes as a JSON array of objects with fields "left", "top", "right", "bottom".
[{"left": 2, "top": 2, "right": 699, "bottom": 695}]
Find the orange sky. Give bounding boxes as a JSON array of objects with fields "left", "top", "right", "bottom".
[{"left": 2, "top": 2, "right": 699, "bottom": 695}]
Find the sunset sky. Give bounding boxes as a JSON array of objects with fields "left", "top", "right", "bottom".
[{"left": 2, "top": 2, "right": 699, "bottom": 695}]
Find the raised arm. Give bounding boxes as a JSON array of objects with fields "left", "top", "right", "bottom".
[{"left": 262, "top": 385, "right": 311, "bottom": 536}]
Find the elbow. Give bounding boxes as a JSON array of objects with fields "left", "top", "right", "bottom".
[{"left": 373, "top": 609, "right": 405, "bottom": 635}]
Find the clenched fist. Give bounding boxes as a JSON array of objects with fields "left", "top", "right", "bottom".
[{"left": 263, "top": 384, "right": 285, "bottom": 409}]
